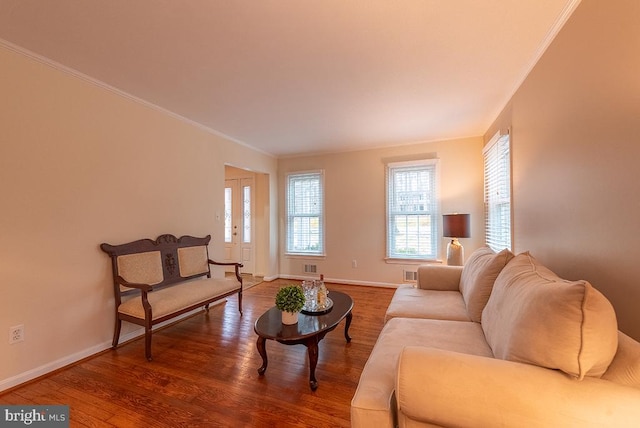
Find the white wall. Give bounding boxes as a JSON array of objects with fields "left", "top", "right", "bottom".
[
  {"left": 0, "top": 43, "right": 278, "bottom": 390},
  {"left": 278, "top": 137, "right": 484, "bottom": 286},
  {"left": 486, "top": 0, "right": 640, "bottom": 340}
]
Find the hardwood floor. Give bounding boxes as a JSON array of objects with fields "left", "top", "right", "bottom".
[{"left": 1, "top": 280, "right": 395, "bottom": 427}]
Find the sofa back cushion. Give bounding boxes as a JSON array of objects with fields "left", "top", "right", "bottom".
[
  {"left": 459, "top": 246, "right": 514, "bottom": 322},
  {"left": 481, "top": 252, "right": 618, "bottom": 380}
]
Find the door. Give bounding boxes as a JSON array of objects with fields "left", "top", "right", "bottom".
[{"left": 224, "top": 177, "right": 255, "bottom": 274}]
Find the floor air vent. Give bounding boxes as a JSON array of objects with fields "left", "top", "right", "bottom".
[{"left": 403, "top": 270, "right": 418, "bottom": 282}]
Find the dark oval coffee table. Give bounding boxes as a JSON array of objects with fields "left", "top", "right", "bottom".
[{"left": 254, "top": 290, "right": 353, "bottom": 390}]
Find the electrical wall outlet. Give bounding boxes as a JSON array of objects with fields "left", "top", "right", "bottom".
[
  {"left": 352, "top": 259, "right": 357, "bottom": 268},
  {"left": 9, "top": 325, "right": 24, "bottom": 344}
]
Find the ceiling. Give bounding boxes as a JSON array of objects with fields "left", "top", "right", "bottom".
[{"left": 0, "top": 1, "right": 580, "bottom": 157}]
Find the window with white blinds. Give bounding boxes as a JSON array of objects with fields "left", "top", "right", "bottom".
[
  {"left": 483, "top": 132, "right": 512, "bottom": 252},
  {"left": 386, "top": 159, "right": 438, "bottom": 260},
  {"left": 286, "top": 171, "right": 324, "bottom": 255}
]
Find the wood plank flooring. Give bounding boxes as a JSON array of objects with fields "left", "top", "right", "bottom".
[{"left": 1, "top": 280, "right": 395, "bottom": 427}]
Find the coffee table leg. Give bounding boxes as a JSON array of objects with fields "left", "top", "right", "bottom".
[
  {"left": 344, "top": 311, "right": 352, "bottom": 343},
  {"left": 256, "top": 336, "right": 268, "bottom": 375},
  {"left": 307, "top": 338, "right": 319, "bottom": 391}
]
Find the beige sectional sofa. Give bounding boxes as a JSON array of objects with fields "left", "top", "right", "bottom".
[{"left": 351, "top": 247, "right": 640, "bottom": 428}]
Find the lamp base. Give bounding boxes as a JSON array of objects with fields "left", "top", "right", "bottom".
[{"left": 446, "top": 238, "right": 464, "bottom": 266}]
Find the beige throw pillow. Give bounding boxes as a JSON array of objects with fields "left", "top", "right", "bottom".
[
  {"left": 459, "top": 246, "right": 514, "bottom": 322},
  {"left": 481, "top": 252, "right": 618, "bottom": 380}
]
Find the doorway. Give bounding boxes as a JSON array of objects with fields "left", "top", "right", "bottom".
[
  {"left": 225, "top": 165, "right": 270, "bottom": 276},
  {"left": 224, "top": 176, "right": 254, "bottom": 274}
]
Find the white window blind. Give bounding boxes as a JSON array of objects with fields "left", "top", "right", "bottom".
[
  {"left": 286, "top": 171, "right": 324, "bottom": 255},
  {"left": 483, "top": 132, "right": 512, "bottom": 252},
  {"left": 386, "top": 160, "right": 438, "bottom": 260}
]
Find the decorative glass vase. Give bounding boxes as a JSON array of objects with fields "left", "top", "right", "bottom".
[{"left": 301, "top": 275, "right": 328, "bottom": 312}]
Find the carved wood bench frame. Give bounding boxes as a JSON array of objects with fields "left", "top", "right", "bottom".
[{"left": 100, "top": 234, "right": 243, "bottom": 361}]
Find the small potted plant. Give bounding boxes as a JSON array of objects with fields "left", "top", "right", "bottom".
[{"left": 275, "top": 284, "right": 306, "bottom": 324}]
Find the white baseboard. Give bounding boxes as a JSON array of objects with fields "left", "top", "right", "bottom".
[
  {"left": 277, "top": 274, "right": 400, "bottom": 289},
  {"left": 0, "top": 300, "right": 227, "bottom": 393},
  {"left": 0, "top": 339, "right": 112, "bottom": 393}
]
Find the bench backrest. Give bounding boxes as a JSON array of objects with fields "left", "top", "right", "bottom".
[{"left": 100, "top": 234, "right": 212, "bottom": 301}]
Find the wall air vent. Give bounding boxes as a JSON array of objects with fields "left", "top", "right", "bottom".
[{"left": 304, "top": 264, "right": 317, "bottom": 274}]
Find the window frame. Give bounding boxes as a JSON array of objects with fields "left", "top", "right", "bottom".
[
  {"left": 285, "top": 170, "right": 325, "bottom": 256},
  {"left": 385, "top": 158, "right": 439, "bottom": 261},
  {"left": 483, "top": 131, "right": 512, "bottom": 252}
]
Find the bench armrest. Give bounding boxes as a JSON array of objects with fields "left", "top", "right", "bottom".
[
  {"left": 208, "top": 260, "right": 244, "bottom": 267},
  {"left": 208, "top": 259, "right": 244, "bottom": 284},
  {"left": 116, "top": 275, "right": 153, "bottom": 292}
]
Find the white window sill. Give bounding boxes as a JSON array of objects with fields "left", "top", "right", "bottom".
[
  {"left": 285, "top": 253, "right": 326, "bottom": 259},
  {"left": 384, "top": 258, "right": 443, "bottom": 265}
]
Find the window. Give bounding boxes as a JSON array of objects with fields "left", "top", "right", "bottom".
[
  {"left": 484, "top": 131, "right": 512, "bottom": 252},
  {"left": 286, "top": 171, "right": 324, "bottom": 255},
  {"left": 243, "top": 184, "right": 251, "bottom": 243},
  {"left": 386, "top": 160, "right": 438, "bottom": 260},
  {"left": 224, "top": 187, "right": 232, "bottom": 243},
  {"left": 225, "top": 179, "right": 252, "bottom": 244}
]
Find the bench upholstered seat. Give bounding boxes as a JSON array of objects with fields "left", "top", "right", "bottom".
[{"left": 118, "top": 277, "right": 241, "bottom": 320}]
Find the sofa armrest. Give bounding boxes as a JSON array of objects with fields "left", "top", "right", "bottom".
[
  {"left": 416, "top": 265, "right": 462, "bottom": 291},
  {"left": 396, "top": 346, "right": 640, "bottom": 428}
]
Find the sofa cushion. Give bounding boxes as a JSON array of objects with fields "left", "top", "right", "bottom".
[
  {"left": 481, "top": 252, "right": 618, "bottom": 380},
  {"left": 351, "top": 318, "right": 492, "bottom": 428},
  {"left": 396, "top": 346, "right": 640, "bottom": 427},
  {"left": 602, "top": 331, "right": 640, "bottom": 388},
  {"left": 384, "top": 285, "right": 470, "bottom": 323},
  {"left": 459, "top": 246, "right": 514, "bottom": 322}
]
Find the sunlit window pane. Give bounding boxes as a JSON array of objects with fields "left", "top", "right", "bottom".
[
  {"left": 387, "top": 161, "right": 438, "bottom": 259},
  {"left": 224, "top": 187, "right": 232, "bottom": 243},
  {"left": 286, "top": 171, "right": 324, "bottom": 255},
  {"left": 243, "top": 185, "right": 251, "bottom": 243}
]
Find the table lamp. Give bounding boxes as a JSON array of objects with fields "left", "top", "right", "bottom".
[{"left": 443, "top": 214, "right": 470, "bottom": 266}]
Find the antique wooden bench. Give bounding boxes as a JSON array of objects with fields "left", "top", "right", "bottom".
[{"left": 100, "top": 234, "right": 243, "bottom": 361}]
